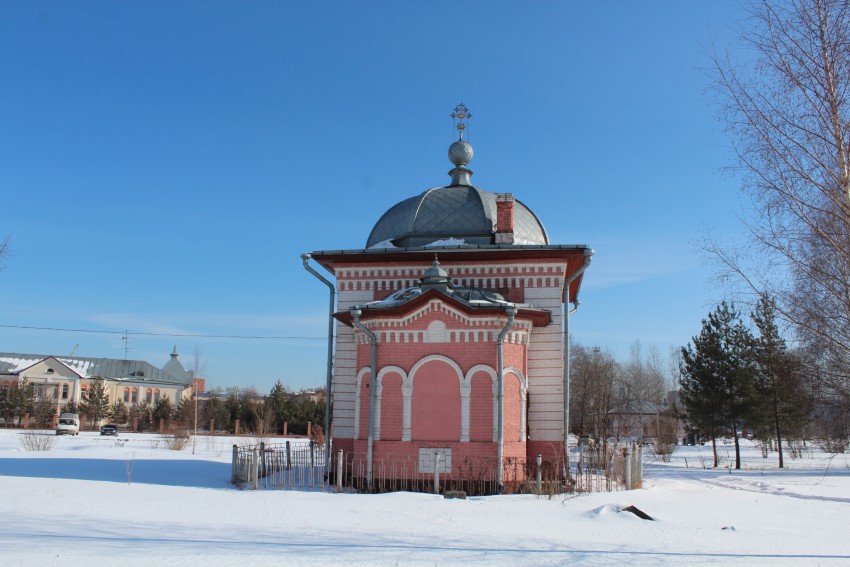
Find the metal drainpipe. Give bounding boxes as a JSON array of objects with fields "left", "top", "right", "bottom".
[
  {"left": 497, "top": 304, "right": 517, "bottom": 490},
  {"left": 301, "top": 254, "right": 336, "bottom": 469},
  {"left": 563, "top": 250, "right": 593, "bottom": 471},
  {"left": 351, "top": 307, "right": 377, "bottom": 489}
]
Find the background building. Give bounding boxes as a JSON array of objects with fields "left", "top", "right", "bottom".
[{"left": 0, "top": 347, "right": 195, "bottom": 421}]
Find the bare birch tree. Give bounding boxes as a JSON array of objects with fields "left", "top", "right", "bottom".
[
  {"left": 191, "top": 348, "right": 206, "bottom": 454},
  {"left": 709, "top": 0, "right": 850, "bottom": 408},
  {"left": 569, "top": 343, "right": 616, "bottom": 438}
]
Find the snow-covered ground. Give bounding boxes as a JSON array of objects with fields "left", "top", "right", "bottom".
[{"left": 1, "top": 431, "right": 848, "bottom": 566}]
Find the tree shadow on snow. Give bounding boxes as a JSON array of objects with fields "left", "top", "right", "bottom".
[{"left": 0, "top": 458, "right": 232, "bottom": 489}]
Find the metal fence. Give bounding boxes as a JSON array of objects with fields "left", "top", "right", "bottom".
[
  {"left": 232, "top": 441, "right": 327, "bottom": 491},
  {"left": 573, "top": 442, "right": 643, "bottom": 492},
  {"left": 231, "top": 441, "right": 643, "bottom": 495}
]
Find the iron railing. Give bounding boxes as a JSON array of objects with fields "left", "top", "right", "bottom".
[
  {"left": 232, "top": 441, "right": 327, "bottom": 490},
  {"left": 232, "top": 441, "right": 643, "bottom": 494}
]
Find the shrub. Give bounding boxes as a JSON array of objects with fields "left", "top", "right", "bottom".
[
  {"left": 817, "top": 436, "right": 848, "bottom": 454},
  {"left": 20, "top": 430, "right": 55, "bottom": 451},
  {"left": 163, "top": 425, "right": 190, "bottom": 451},
  {"left": 653, "top": 421, "right": 678, "bottom": 462}
]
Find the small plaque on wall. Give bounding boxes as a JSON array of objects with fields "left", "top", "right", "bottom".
[{"left": 418, "top": 448, "right": 452, "bottom": 473}]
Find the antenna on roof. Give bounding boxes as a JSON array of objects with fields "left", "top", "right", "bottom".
[
  {"left": 121, "top": 330, "right": 133, "bottom": 360},
  {"left": 69, "top": 344, "right": 79, "bottom": 357}
]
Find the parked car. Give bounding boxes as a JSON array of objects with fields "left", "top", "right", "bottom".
[
  {"left": 56, "top": 413, "right": 80, "bottom": 436},
  {"left": 100, "top": 424, "right": 119, "bottom": 436}
]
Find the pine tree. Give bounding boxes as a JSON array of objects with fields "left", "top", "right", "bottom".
[
  {"left": 128, "top": 401, "right": 152, "bottom": 431},
  {"left": 174, "top": 397, "right": 191, "bottom": 425},
  {"left": 153, "top": 397, "right": 174, "bottom": 429},
  {"left": 680, "top": 302, "right": 759, "bottom": 468},
  {"left": 0, "top": 386, "right": 13, "bottom": 426},
  {"left": 32, "top": 397, "right": 56, "bottom": 429},
  {"left": 267, "top": 381, "right": 288, "bottom": 434},
  {"left": 80, "top": 377, "right": 110, "bottom": 427},
  {"left": 110, "top": 400, "right": 128, "bottom": 424},
  {"left": 12, "top": 378, "right": 35, "bottom": 427},
  {"left": 751, "top": 295, "right": 812, "bottom": 467}
]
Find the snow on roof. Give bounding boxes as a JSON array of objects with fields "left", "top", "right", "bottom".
[
  {"left": 425, "top": 237, "right": 466, "bottom": 247},
  {"left": 0, "top": 356, "right": 42, "bottom": 374},
  {"left": 367, "top": 239, "right": 397, "bottom": 249},
  {"left": 55, "top": 358, "right": 94, "bottom": 377},
  {"left": 0, "top": 355, "right": 91, "bottom": 377},
  {"left": 0, "top": 352, "right": 187, "bottom": 385}
]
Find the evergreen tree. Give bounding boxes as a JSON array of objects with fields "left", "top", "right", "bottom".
[
  {"left": 110, "top": 400, "right": 128, "bottom": 424},
  {"left": 200, "top": 396, "right": 230, "bottom": 432},
  {"left": 266, "top": 381, "right": 288, "bottom": 434},
  {"left": 225, "top": 393, "right": 242, "bottom": 433},
  {"left": 32, "top": 397, "right": 56, "bottom": 429},
  {"left": 62, "top": 401, "right": 79, "bottom": 415},
  {"left": 129, "top": 401, "right": 153, "bottom": 431},
  {"left": 174, "top": 397, "right": 192, "bottom": 425},
  {"left": 80, "top": 377, "right": 110, "bottom": 427},
  {"left": 751, "top": 295, "right": 812, "bottom": 467},
  {"left": 153, "top": 397, "right": 174, "bottom": 428},
  {"left": 0, "top": 387, "right": 12, "bottom": 426},
  {"left": 680, "top": 302, "right": 759, "bottom": 468},
  {"left": 12, "top": 378, "right": 35, "bottom": 426}
]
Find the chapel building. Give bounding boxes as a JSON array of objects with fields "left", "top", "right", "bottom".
[{"left": 304, "top": 105, "right": 592, "bottom": 485}]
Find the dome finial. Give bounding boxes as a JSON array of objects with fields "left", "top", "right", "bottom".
[
  {"left": 448, "top": 103, "right": 474, "bottom": 185},
  {"left": 451, "top": 103, "right": 472, "bottom": 141},
  {"left": 420, "top": 255, "right": 453, "bottom": 293}
]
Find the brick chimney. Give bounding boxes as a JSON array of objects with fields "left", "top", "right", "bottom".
[{"left": 495, "top": 193, "right": 515, "bottom": 244}]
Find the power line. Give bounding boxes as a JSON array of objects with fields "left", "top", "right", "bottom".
[{"left": 0, "top": 323, "right": 326, "bottom": 341}]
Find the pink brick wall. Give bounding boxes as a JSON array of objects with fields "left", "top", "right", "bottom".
[
  {"left": 411, "top": 359, "right": 461, "bottom": 441},
  {"left": 380, "top": 371, "right": 403, "bottom": 441},
  {"left": 469, "top": 371, "right": 493, "bottom": 442},
  {"left": 504, "top": 371, "right": 522, "bottom": 443},
  {"left": 358, "top": 372, "right": 371, "bottom": 440}
]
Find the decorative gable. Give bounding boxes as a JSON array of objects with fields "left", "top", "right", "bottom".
[{"left": 351, "top": 297, "right": 533, "bottom": 345}]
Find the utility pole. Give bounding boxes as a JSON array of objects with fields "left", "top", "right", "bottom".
[{"left": 192, "top": 379, "right": 198, "bottom": 455}]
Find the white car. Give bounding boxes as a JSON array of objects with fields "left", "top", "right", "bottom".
[{"left": 56, "top": 413, "right": 80, "bottom": 435}]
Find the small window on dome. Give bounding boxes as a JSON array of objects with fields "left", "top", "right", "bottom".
[{"left": 46, "top": 368, "right": 54, "bottom": 374}]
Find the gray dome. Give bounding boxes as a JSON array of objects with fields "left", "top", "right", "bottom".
[
  {"left": 366, "top": 185, "right": 549, "bottom": 248},
  {"left": 449, "top": 140, "right": 473, "bottom": 166}
]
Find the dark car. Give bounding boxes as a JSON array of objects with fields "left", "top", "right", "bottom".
[{"left": 100, "top": 424, "right": 119, "bottom": 436}]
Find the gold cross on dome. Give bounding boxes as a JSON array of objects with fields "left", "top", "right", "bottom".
[{"left": 451, "top": 103, "right": 472, "bottom": 140}]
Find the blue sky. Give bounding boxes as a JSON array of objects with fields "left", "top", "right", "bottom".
[{"left": 1, "top": 1, "right": 748, "bottom": 392}]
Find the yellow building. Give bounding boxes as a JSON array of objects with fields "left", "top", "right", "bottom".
[{"left": 0, "top": 348, "right": 194, "bottom": 412}]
